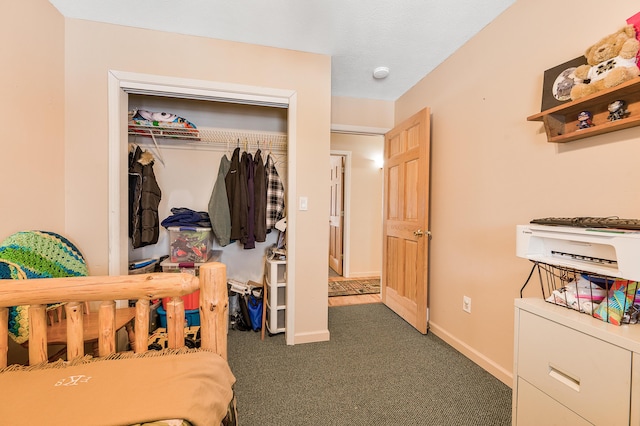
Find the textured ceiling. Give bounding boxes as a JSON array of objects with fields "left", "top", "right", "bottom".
[{"left": 49, "top": 0, "right": 514, "bottom": 101}]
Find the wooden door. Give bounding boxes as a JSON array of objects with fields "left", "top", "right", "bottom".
[
  {"left": 329, "top": 155, "right": 344, "bottom": 275},
  {"left": 382, "top": 108, "right": 431, "bottom": 334}
]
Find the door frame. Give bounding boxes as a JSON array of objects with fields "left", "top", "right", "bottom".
[
  {"left": 329, "top": 150, "right": 351, "bottom": 277},
  {"left": 329, "top": 127, "right": 390, "bottom": 280},
  {"left": 107, "top": 70, "right": 299, "bottom": 344}
]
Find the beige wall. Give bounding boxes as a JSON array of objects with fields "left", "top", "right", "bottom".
[
  {"left": 0, "top": 0, "right": 66, "bottom": 239},
  {"left": 331, "top": 96, "right": 394, "bottom": 131},
  {"left": 3, "top": 1, "right": 330, "bottom": 346},
  {"left": 331, "top": 133, "right": 384, "bottom": 277},
  {"left": 61, "top": 19, "right": 331, "bottom": 343},
  {"left": 396, "top": 1, "right": 640, "bottom": 384}
]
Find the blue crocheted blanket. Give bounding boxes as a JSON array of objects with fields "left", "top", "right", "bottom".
[{"left": 0, "top": 230, "right": 88, "bottom": 344}]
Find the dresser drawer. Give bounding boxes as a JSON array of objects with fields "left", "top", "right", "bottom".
[
  {"left": 517, "top": 310, "right": 631, "bottom": 426},
  {"left": 515, "top": 377, "right": 592, "bottom": 426}
]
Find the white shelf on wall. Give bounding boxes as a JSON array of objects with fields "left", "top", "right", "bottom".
[{"left": 128, "top": 123, "right": 287, "bottom": 153}]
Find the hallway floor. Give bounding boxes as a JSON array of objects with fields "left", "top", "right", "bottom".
[
  {"left": 328, "top": 268, "right": 381, "bottom": 307},
  {"left": 328, "top": 292, "right": 381, "bottom": 306}
]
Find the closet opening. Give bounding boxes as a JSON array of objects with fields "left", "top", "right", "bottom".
[
  {"left": 327, "top": 131, "right": 385, "bottom": 306},
  {"left": 108, "top": 70, "right": 298, "bottom": 344}
]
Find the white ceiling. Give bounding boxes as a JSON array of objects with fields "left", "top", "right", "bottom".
[{"left": 49, "top": 0, "right": 514, "bottom": 101}]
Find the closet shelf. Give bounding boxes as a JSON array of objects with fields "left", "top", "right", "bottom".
[{"left": 128, "top": 123, "right": 288, "bottom": 152}]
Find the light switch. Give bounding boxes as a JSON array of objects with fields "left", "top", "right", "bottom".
[{"left": 299, "top": 196, "right": 308, "bottom": 211}]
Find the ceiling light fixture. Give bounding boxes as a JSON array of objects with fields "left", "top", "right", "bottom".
[{"left": 373, "top": 66, "right": 390, "bottom": 79}]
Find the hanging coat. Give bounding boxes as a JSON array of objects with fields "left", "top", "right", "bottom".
[
  {"left": 208, "top": 155, "right": 231, "bottom": 247},
  {"left": 226, "top": 147, "right": 248, "bottom": 242},
  {"left": 253, "top": 149, "right": 267, "bottom": 242},
  {"left": 266, "top": 154, "right": 285, "bottom": 229},
  {"left": 243, "top": 151, "right": 256, "bottom": 249},
  {"left": 128, "top": 145, "right": 161, "bottom": 248}
]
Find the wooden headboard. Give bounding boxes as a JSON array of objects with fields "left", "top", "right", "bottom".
[{"left": 0, "top": 262, "right": 228, "bottom": 367}]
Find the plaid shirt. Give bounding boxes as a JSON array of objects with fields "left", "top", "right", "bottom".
[{"left": 266, "top": 154, "right": 285, "bottom": 229}]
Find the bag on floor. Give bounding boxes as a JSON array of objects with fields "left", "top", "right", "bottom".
[
  {"left": 238, "top": 294, "right": 252, "bottom": 331},
  {"left": 247, "top": 288, "right": 263, "bottom": 332}
]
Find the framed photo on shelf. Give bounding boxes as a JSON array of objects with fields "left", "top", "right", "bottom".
[{"left": 540, "top": 56, "right": 587, "bottom": 112}]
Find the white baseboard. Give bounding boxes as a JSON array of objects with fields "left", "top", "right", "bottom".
[
  {"left": 429, "top": 321, "right": 513, "bottom": 387},
  {"left": 345, "top": 271, "right": 380, "bottom": 278},
  {"left": 293, "top": 329, "right": 330, "bottom": 345}
]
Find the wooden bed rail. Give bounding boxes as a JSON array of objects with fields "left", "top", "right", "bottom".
[{"left": 0, "top": 262, "right": 228, "bottom": 368}]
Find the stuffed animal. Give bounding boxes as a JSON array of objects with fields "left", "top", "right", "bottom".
[{"left": 570, "top": 25, "right": 640, "bottom": 100}]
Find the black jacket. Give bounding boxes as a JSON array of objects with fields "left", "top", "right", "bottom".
[
  {"left": 225, "top": 147, "right": 248, "bottom": 242},
  {"left": 129, "top": 145, "right": 162, "bottom": 248}
]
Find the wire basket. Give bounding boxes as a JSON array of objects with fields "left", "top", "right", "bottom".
[{"left": 522, "top": 261, "right": 640, "bottom": 325}]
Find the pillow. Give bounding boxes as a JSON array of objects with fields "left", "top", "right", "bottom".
[{"left": 0, "top": 230, "right": 88, "bottom": 344}]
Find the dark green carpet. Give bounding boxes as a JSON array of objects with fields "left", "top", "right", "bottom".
[{"left": 227, "top": 303, "right": 512, "bottom": 425}]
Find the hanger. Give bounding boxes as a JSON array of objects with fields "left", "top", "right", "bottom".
[
  {"left": 128, "top": 134, "right": 164, "bottom": 167},
  {"left": 147, "top": 130, "right": 166, "bottom": 166},
  {"left": 267, "top": 139, "right": 284, "bottom": 167},
  {"left": 254, "top": 140, "right": 265, "bottom": 164}
]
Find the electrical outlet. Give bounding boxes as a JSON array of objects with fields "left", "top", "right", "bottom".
[{"left": 463, "top": 296, "right": 471, "bottom": 313}]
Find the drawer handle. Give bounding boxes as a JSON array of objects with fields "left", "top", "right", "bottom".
[{"left": 548, "top": 364, "right": 580, "bottom": 392}]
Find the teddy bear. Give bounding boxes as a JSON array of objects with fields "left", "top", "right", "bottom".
[{"left": 569, "top": 25, "right": 640, "bottom": 100}]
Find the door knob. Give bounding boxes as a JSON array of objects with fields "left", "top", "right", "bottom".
[{"left": 413, "top": 229, "right": 424, "bottom": 237}]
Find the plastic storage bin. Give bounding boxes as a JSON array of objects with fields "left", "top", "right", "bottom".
[
  {"left": 161, "top": 290, "right": 200, "bottom": 311},
  {"left": 156, "top": 305, "right": 200, "bottom": 328},
  {"left": 160, "top": 251, "right": 222, "bottom": 275},
  {"left": 168, "top": 226, "right": 213, "bottom": 262},
  {"left": 128, "top": 258, "right": 158, "bottom": 274},
  {"left": 160, "top": 253, "right": 222, "bottom": 310}
]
